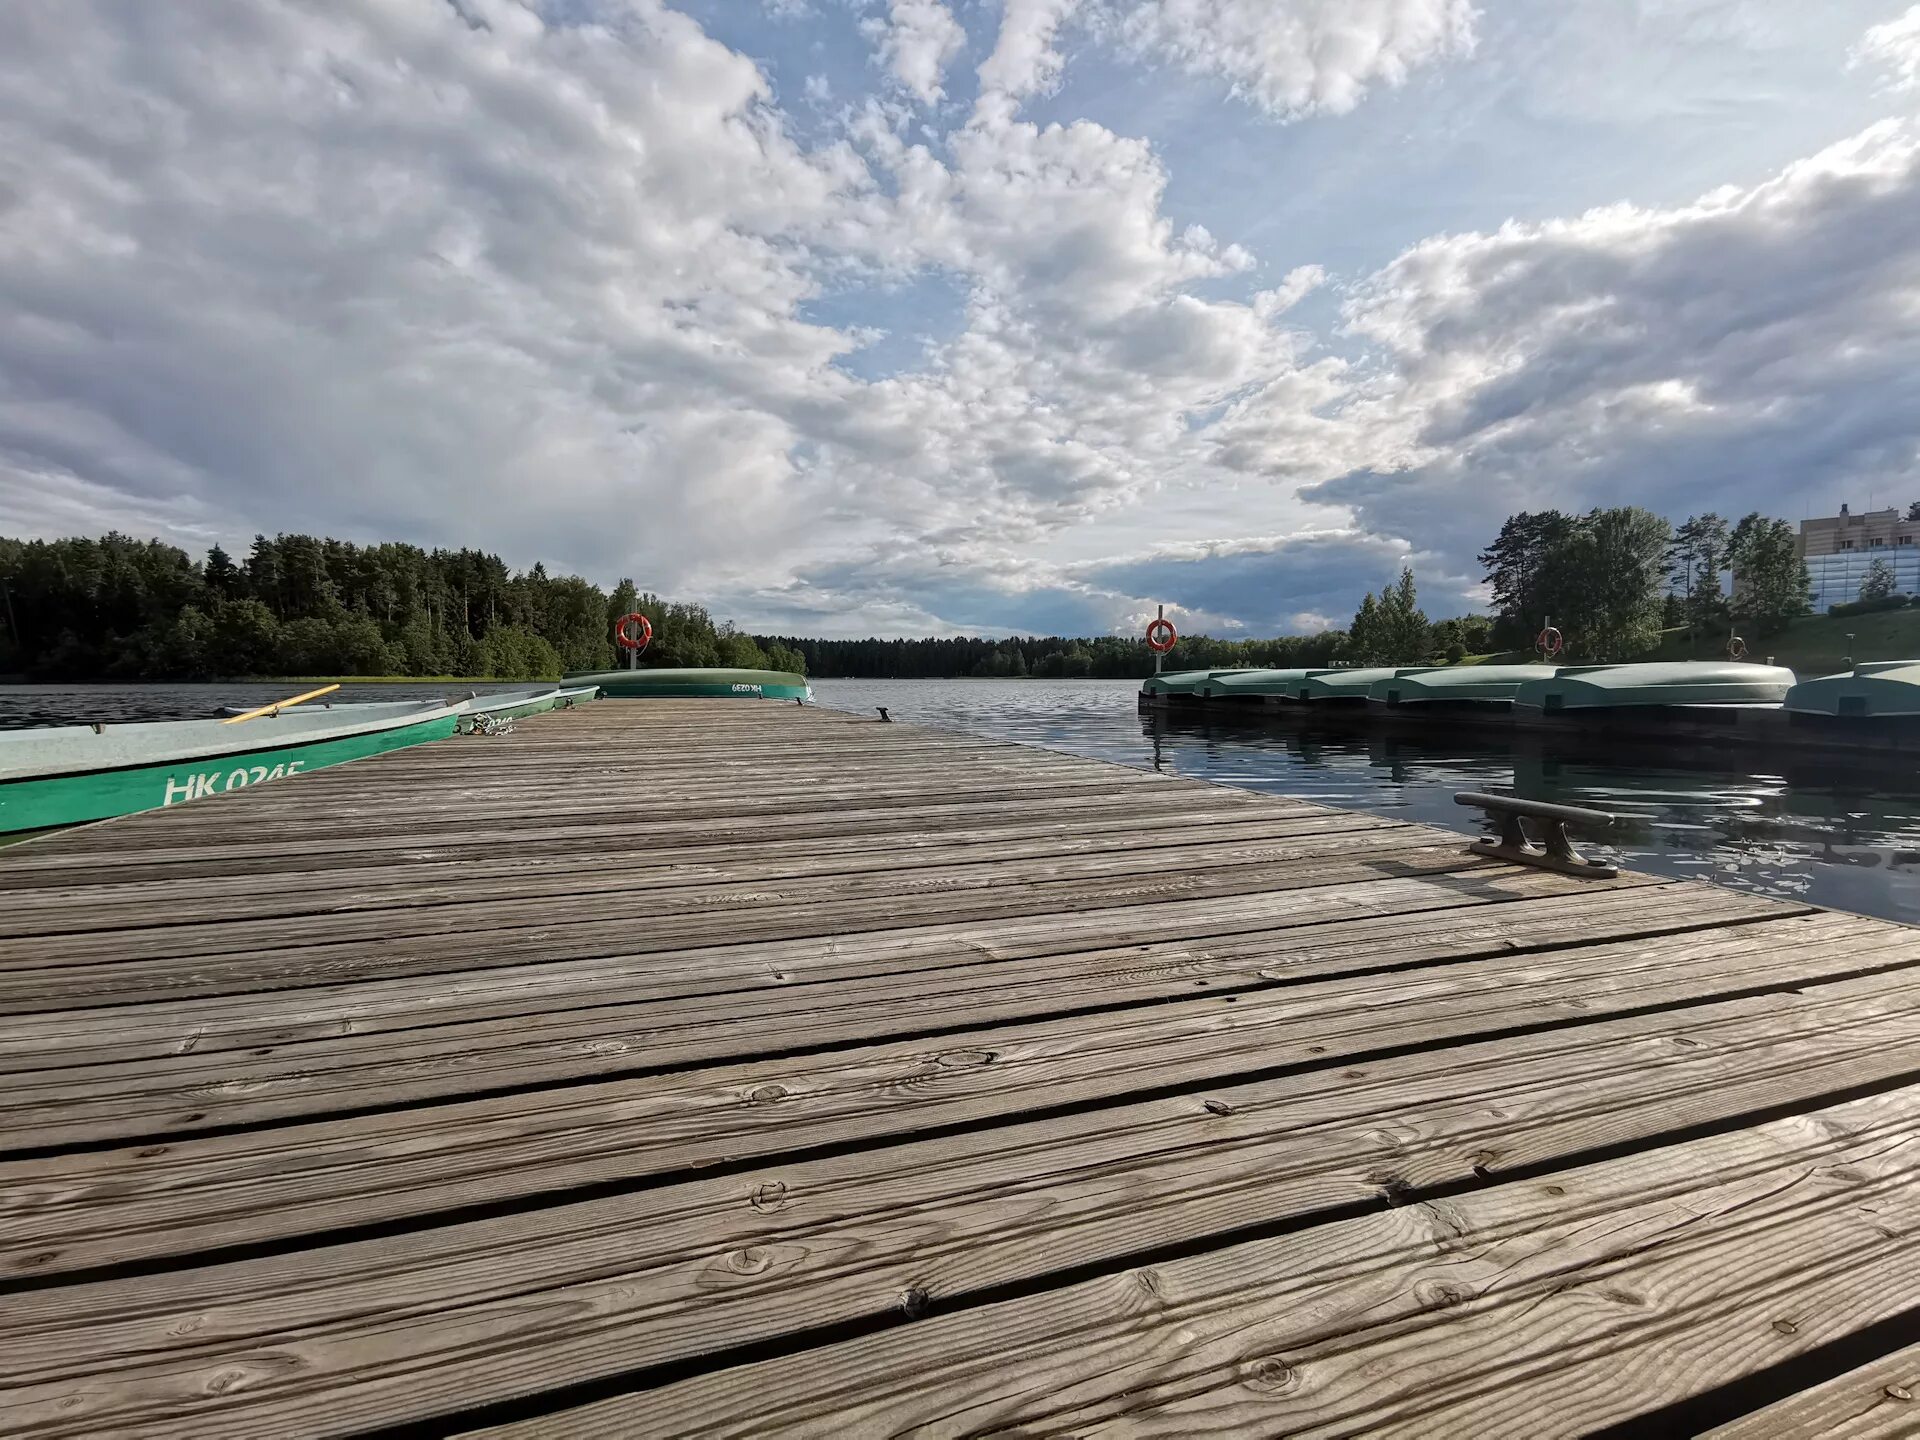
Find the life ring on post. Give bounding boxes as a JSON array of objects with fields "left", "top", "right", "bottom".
[
  {"left": 1145, "top": 617, "right": 1178, "bottom": 654},
  {"left": 1536, "top": 626, "right": 1564, "bottom": 658},
  {"left": 614, "top": 613, "right": 653, "bottom": 653},
  {"left": 1727, "top": 635, "right": 1747, "bottom": 661}
]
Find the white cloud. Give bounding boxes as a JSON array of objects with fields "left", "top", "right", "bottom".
[
  {"left": 4, "top": 1, "right": 1911, "bottom": 642},
  {"left": 1310, "top": 118, "right": 1920, "bottom": 564},
  {"left": 976, "top": 0, "right": 1084, "bottom": 115},
  {"left": 864, "top": 0, "right": 968, "bottom": 106},
  {"left": 0, "top": 0, "right": 1348, "bottom": 625},
  {"left": 1855, "top": 5, "right": 1920, "bottom": 91},
  {"left": 1100, "top": 0, "right": 1479, "bottom": 118},
  {"left": 975, "top": 0, "right": 1477, "bottom": 121}
]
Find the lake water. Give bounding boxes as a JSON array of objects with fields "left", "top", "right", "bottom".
[{"left": 6, "top": 677, "right": 1920, "bottom": 925}]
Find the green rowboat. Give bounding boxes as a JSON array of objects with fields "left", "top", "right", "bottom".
[
  {"left": 1290, "top": 667, "right": 1442, "bottom": 701},
  {"left": 1206, "top": 668, "right": 1336, "bottom": 699},
  {"left": 1513, "top": 662, "right": 1795, "bottom": 712},
  {"left": 0, "top": 701, "right": 464, "bottom": 835},
  {"left": 1369, "top": 664, "right": 1558, "bottom": 709},
  {"left": 456, "top": 684, "right": 600, "bottom": 728},
  {"left": 1785, "top": 662, "right": 1920, "bottom": 718},
  {"left": 563, "top": 667, "right": 811, "bottom": 700},
  {"left": 1138, "top": 669, "right": 1258, "bottom": 702}
]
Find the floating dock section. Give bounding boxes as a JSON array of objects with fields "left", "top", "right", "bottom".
[{"left": 2, "top": 701, "right": 1920, "bottom": 1433}]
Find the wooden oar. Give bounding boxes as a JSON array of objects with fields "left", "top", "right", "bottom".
[{"left": 220, "top": 683, "right": 341, "bottom": 724}]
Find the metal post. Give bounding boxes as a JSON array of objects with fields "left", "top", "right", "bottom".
[{"left": 1154, "top": 604, "right": 1164, "bottom": 675}]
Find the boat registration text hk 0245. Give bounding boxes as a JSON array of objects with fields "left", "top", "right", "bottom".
[{"left": 163, "top": 760, "right": 306, "bottom": 805}]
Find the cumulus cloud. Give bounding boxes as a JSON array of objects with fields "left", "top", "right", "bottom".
[
  {"left": 0, "top": 0, "right": 907, "bottom": 588},
  {"left": 1856, "top": 6, "right": 1920, "bottom": 91},
  {"left": 864, "top": 0, "right": 967, "bottom": 106},
  {"left": 5, "top": 0, "right": 1911, "bottom": 644},
  {"left": 1098, "top": 0, "right": 1479, "bottom": 118},
  {"left": 0, "top": 0, "right": 1359, "bottom": 627},
  {"left": 975, "top": 0, "right": 1477, "bottom": 120},
  {"left": 1310, "top": 119, "right": 1920, "bottom": 564},
  {"left": 976, "top": 0, "right": 1084, "bottom": 114}
]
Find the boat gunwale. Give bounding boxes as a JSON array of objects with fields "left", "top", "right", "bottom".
[{"left": 0, "top": 703, "right": 467, "bottom": 785}]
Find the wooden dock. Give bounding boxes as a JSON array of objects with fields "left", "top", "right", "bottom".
[{"left": 3, "top": 699, "right": 1920, "bottom": 1436}]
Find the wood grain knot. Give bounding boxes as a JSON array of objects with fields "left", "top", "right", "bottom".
[
  {"left": 935, "top": 1049, "right": 995, "bottom": 1068},
  {"left": 15, "top": 1250, "right": 60, "bottom": 1269},
  {"left": 726, "top": 1248, "right": 773, "bottom": 1275},
  {"left": 746, "top": 1084, "right": 788, "bottom": 1105},
  {"left": 1241, "top": 1355, "right": 1298, "bottom": 1394},
  {"left": 899, "top": 1286, "right": 931, "bottom": 1319},
  {"left": 1415, "top": 1279, "right": 1474, "bottom": 1310},
  {"left": 1203, "top": 1099, "right": 1234, "bottom": 1116},
  {"left": 1771, "top": 1318, "right": 1798, "bottom": 1335},
  {"left": 1885, "top": 1385, "right": 1913, "bottom": 1402},
  {"left": 137, "top": 1145, "right": 169, "bottom": 1158},
  {"left": 749, "top": 1181, "right": 789, "bottom": 1213}
]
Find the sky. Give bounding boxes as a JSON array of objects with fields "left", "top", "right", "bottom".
[{"left": 1, "top": 1, "right": 1918, "bottom": 639}]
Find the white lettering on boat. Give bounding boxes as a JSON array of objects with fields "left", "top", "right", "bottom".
[
  {"left": 162, "top": 759, "right": 305, "bottom": 806},
  {"left": 731, "top": 684, "right": 763, "bottom": 694}
]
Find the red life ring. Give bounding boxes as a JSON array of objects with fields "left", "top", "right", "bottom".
[
  {"left": 1536, "top": 626, "right": 1564, "bottom": 658},
  {"left": 1145, "top": 617, "right": 1178, "bottom": 654},
  {"left": 614, "top": 613, "right": 653, "bottom": 652}
]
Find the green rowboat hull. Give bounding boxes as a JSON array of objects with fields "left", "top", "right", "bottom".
[
  {"left": 456, "top": 686, "right": 600, "bottom": 728},
  {"left": 0, "top": 712, "right": 459, "bottom": 835},
  {"left": 563, "top": 668, "right": 811, "bottom": 701}
]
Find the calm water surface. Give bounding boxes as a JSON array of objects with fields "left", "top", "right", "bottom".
[{"left": 6, "top": 677, "right": 1920, "bottom": 925}]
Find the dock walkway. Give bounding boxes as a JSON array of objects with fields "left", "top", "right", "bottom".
[{"left": 3, "top": 700, "right": 1920, "bottom": 1435}]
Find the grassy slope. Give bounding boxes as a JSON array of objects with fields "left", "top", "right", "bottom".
[
  {"left": 1648, "top": 609, "right": 1920, "bottom": 676},
  {"left": 1461, "top": 610, "right": 1920, "bottom": 676}
]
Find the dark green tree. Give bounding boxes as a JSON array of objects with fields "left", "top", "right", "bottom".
[
  {"left": 1537, "top": 508, "right": 1672, "bottom": 660},
  {"left": 1478, "top": 510, "right": 1575, "bottom": 648},
  {"left": 1728, "top": 513, "right": 1813, "bottom": 636}
]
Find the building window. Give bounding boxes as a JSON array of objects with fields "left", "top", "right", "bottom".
[
  {"left": 1871, "top": 538, "right": 1886, "bottom": 547},
  {"left": 1842, "top": 539, "right": 1855, "bottom": 549},
  {"left": 1901, "top": 536, "right": 1914, "bottom": 546}
]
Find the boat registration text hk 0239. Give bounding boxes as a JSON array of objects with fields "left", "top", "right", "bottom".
[{"left": 163, "top": 760, "right": 306, "bottom": 805}]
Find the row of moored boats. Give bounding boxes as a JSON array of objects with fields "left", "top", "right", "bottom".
[{"left": 1141, "top": 660, "right": 1920, "bottom": 745}]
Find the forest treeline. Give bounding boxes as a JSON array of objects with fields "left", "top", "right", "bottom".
[
  {"left": 0, "top": 505, "right": 1814, "bottom": 681},
  {"left": 0, "top": 533, "right": 803, "bottom": 680}
]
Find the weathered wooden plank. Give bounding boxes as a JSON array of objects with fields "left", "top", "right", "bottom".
[
  {"left": 459, "top": 1084, "right": 1920, "bottom": 1440},
  {"left": 0, "top": 884, "right": 1794, "bottom": 1138},
  {"left": 1702, "top": 1341, "right": 1920, "bottom": 1438},
  {"left": 0, "top": 787, "right": 1262, "bottom": 889},
  {"left": 0, "top": 846, "right": 1500, "bottom": 1009},
  {"left": 3, "top": 915, "right": 1907, "bottom": 1270},
  {"left": 11, "top": 1060, "right": 1920, "bottom": 1438},
  {"left": 0, "top": 867, "right": 1685, "bottom": 1073},
  {"left": 0, "top": 813, "right": 1402, "bottom": 939},
  {"left": 4, "top": 826, "right": 1454, "bottom": 970}
]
